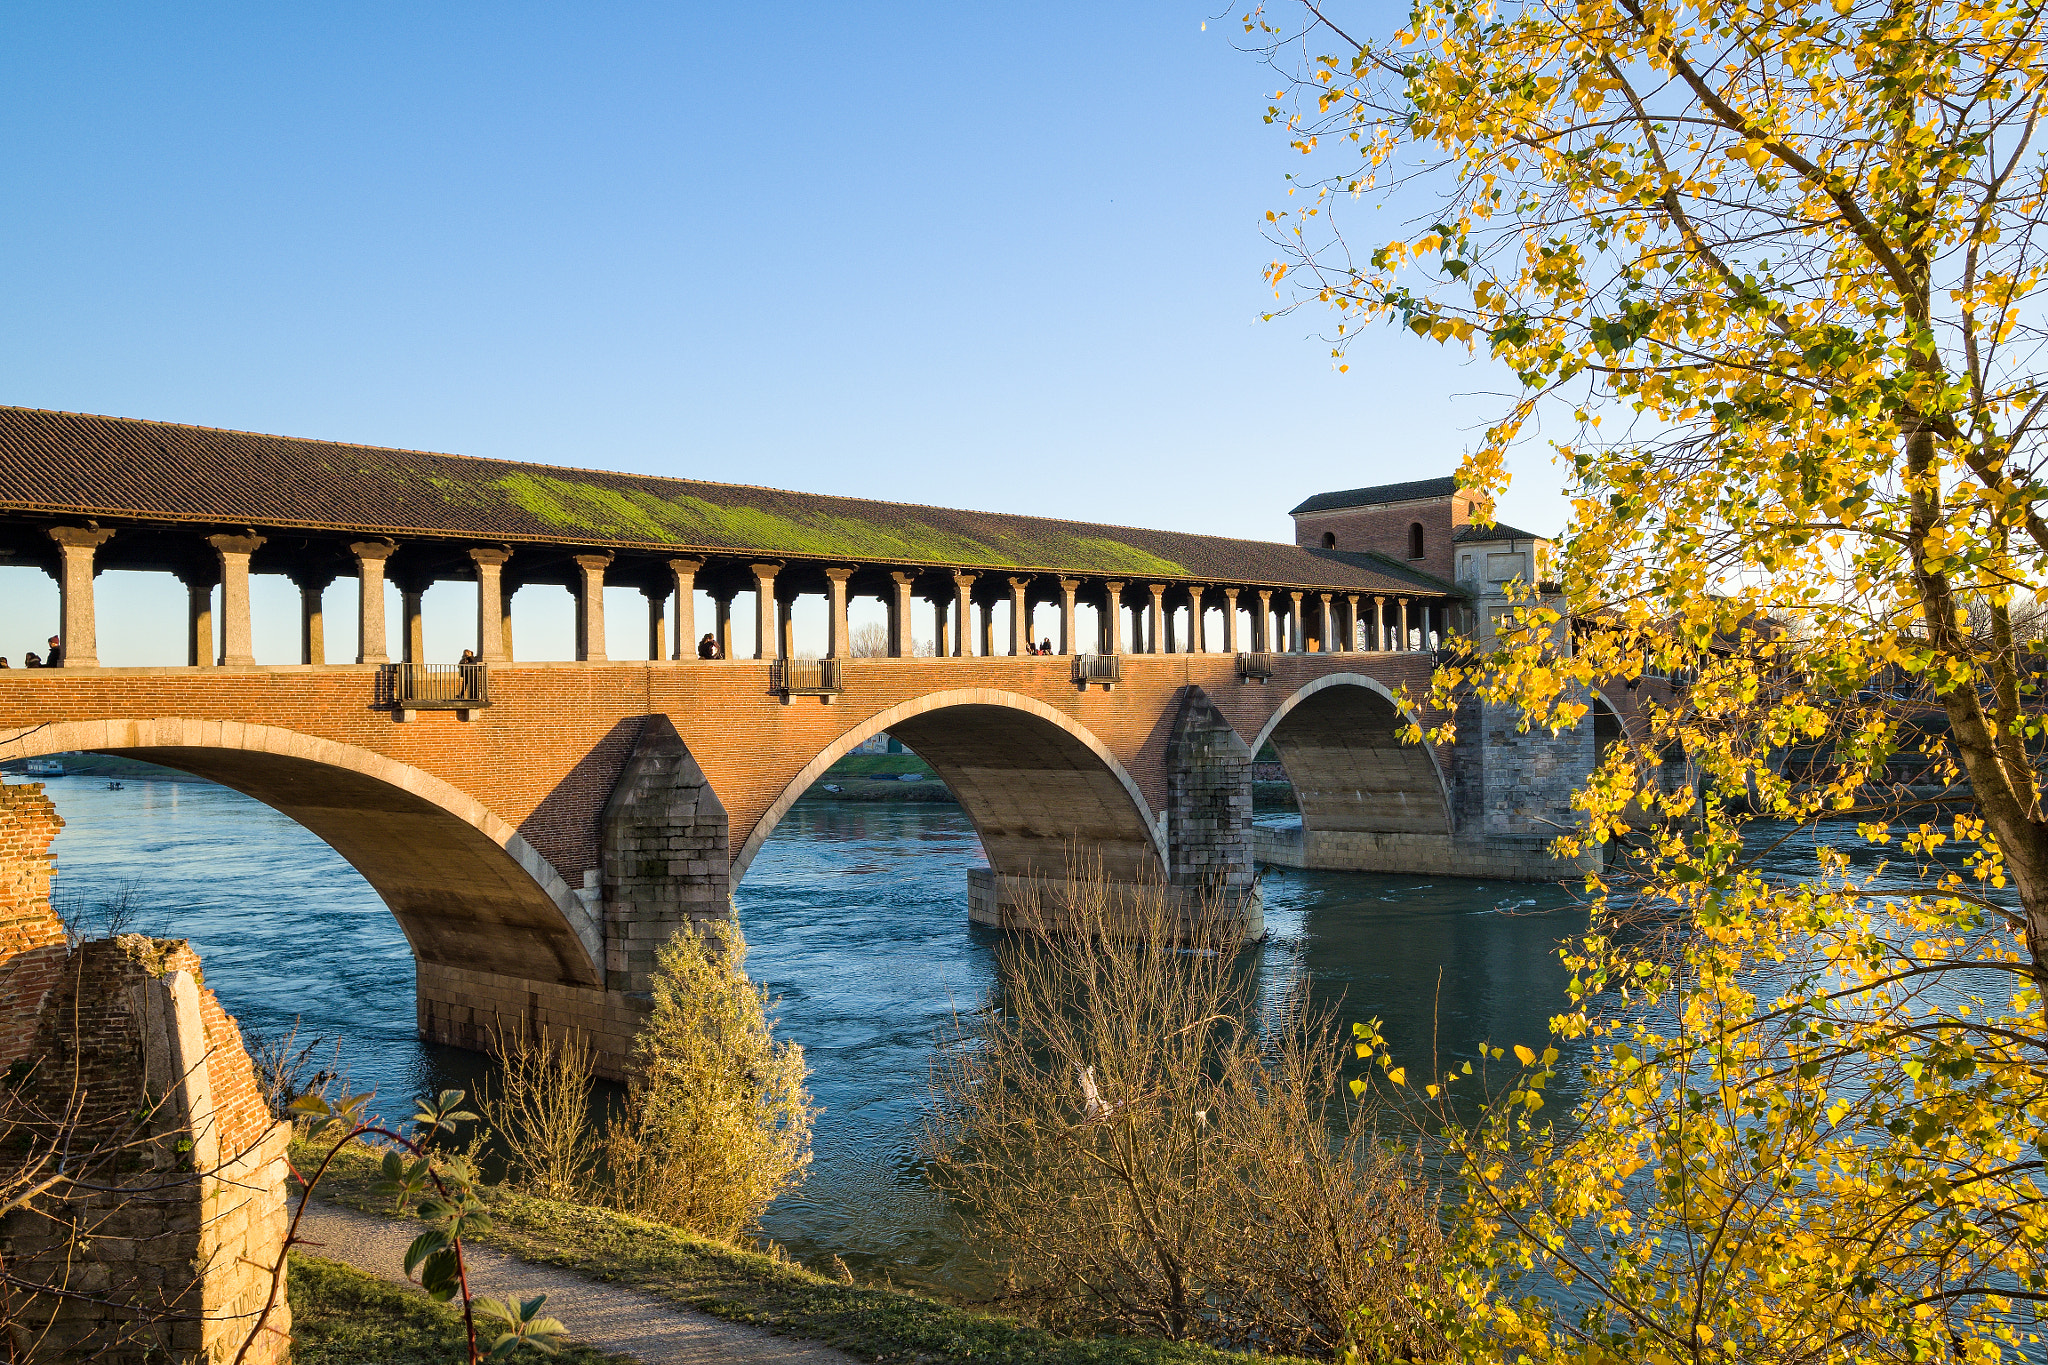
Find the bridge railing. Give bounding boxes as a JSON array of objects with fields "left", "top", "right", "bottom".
[
  {"left": 771, "top": 657, "right": 843, "bottom": 698},
  {"left": 1235, "top": 652, "right": 1277, "bottom": 683},
  {"left": 1072, "top": 653, "right": 1121, "bottom": 687},
  {"left": 383, "top": 663, "right": 490, "bottom": 709}
]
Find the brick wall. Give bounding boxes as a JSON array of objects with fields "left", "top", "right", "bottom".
[
  {"left": 0, "top": 782, "right": 64, "bottom": 1068},
  {"left": 2, "top": 930, "right": 291, "bottom": 1365},
  {"left": 1290, "top": 493, "right": 1480, "bottom": 583}
]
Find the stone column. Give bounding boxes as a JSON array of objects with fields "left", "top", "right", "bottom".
[
  {"left": 1059, "top": 578, "right": 1079, "bottom": 654},
  {"left": 932, "top": 594, "right": 952, "bottom": 657},
  {"left": 1316, "top": 593, "right": 1333, "bottom": 652},
  {"left": 1187, "top": 585, "right": 1207, "bottom": 653},
  {"left": 207, "top": 533, "right": 266, "bottom": 667},
  {"left": 1008, "top": 577, "right": 1030, "bottom": 655},
  {"left": 44, "top": 526, "right": 114, "bottom": 668},
  {"left": 292, "top": 570, "right": 336, "bottom": 665},
  {"left": 469, "top": 548, "right": 512, "bottom": 662},
  {"left": 825, "top": 567, "right": 855, "bottom": 658},
  {"left": 1222, "top": 587, "right": 1240, "bottom": 652},
  {"left": 1146, "top": 584, "right": 1166, "bottom": 654},
  {"left": 976, "top": 598, "right": 994, "bottom": 657},
  {"left": 1398, "top": 597, "right": 1411, "bottom": 651},
  {"left": 777, "top": 595, "right": 795, "bottom": 660},
  {"left": 177, "top": 565, "right": 217, "bottom": 667},
  {"left": 501, "top": 578, "right": 518, "bottom": 661},
  {"left": 392, "top": 573, "right": 429, "bottom": 664},
  {"left": 644, "top": 586, "right": 669, "bottom": 660},
  {"left": 714, "top": 589, "right": 736, "bottom": 658},
  {"left": 574, "top": 553, "right": 613, "bottom": 662},
  {"left": 351, "top": 540, "right": 398, "bottom": 664},
  {"left": 1372, "top": 595, "right": 1387, "bottom": 651},
  {"left": 747, "top": 564, "right": 780, "bottom": 660},
  {"left": 1287, "top": 591, "right": 1305, "bottom": 651},
  {"left": 1102, "top": 582, "right": 1125, "bottom": 652},
  {"left": 1341, "top": 594, "right": 1359, "bottom": 652},
  {"left": 668, "top": 558, "right": 702, "bottom": 660},
  {"left": 889, "top": 572, "right": 915, "bottom": 657},
  {"left": 950, "top": 573, "right": 978, "bottom": 657},
  {"left": 1254, "top": 589, "right": 1272, "bottom": 652}
]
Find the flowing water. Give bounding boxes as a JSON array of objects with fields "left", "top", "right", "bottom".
[{"left": 29, "top": 770, "right": 1587, "bottom": 1294}]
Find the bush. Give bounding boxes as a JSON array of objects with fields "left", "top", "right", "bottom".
[
  {"left": 604, "top": 919, "right": 815, "bottom": 1239},
  {"left": 927, "top": 872, "right": 1446, "bottom": 1360},
  {"left": 480, "top": 1020, "right": 598, "bottom": 1200}
]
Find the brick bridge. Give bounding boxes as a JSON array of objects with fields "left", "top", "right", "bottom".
[{"left": 0, "top": 409, "right": 1623, "bottom": 1075}]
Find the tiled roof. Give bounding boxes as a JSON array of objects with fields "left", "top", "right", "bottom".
[
  {"left": 1454, "top": 521, "right": 1549, "bottom": 543},
  {"left": 1289, "top": 476, "right": 1458, "bottom": 516},
  {"left": 0, "top": 408, "right": 1461, "bottom": 596}
]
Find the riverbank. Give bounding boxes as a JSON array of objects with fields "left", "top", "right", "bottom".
[{"left": 300, "top": 1141, "right": 1307, "bottom": 1365}]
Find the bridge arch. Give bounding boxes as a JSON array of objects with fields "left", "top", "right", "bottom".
[
  {"left": 0, "top": 719, "right": 602, "bottom": 988},
  {"left": 1251, "top": 673, "right": 1452, "bottom": 837},
  {"left": 732, "top": 689, "right": 1164, "bottom": 886}
]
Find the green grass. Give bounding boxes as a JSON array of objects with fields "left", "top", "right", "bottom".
[
  {"left": 289, "top": 1253, "right": 633, "bottom": 1365},
  {"left": 299, "top": 1141, "right": 1309, "bottom": 1365}
]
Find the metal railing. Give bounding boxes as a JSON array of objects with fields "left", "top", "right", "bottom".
[
  {"left": 1073, "top": 652, "right": 1121, "bottom": 685},
  {"left": 386, "top": 662, "right": 490, "bottom": 709},
  {"left": 1235, "top": 652, "right": 1277, "bottom": 682},
  {"left": 771, "top": 657, "right": 843, "bottom": 696}
]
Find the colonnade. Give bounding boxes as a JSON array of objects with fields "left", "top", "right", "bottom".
[{"left": 20, "top": 524, "right": 1458, "bottom": 668}]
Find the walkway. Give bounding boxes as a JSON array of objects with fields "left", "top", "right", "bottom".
[{"left": 296, "top": 1201, "right": 859, "bottom": 1365}]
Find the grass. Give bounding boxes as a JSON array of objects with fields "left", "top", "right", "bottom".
[
  {"left": 298, "top": 1140, "right": 1312, "bottom": 1365},
  {"left": 289, "top": 1252, "right": 633, "bottom": 1365},
  {"left": 820, "top": 753, "right": 933, "bottom": 777}
]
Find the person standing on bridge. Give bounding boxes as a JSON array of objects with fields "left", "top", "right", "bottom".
[
  {"left": 698, "top": 632, "right": 720, "bottom": 660},
  {"left": 43, "top": 636, "right": 60, "bottom": 667}
]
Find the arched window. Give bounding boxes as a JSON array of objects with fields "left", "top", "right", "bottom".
[
  {"left": 1321, "top": 531, "right": 1337, "bottom": 549},
  {"left": 1408, "top": 522, "right": 1425, "bottom": 559}
]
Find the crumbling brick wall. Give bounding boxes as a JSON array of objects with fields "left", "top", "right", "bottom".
[
  {"left": 0, "top": 783, "right": 291, "bottom": 1365},
  {"left": 0, "top": 782, "right": 65, "bottom": 1068}
]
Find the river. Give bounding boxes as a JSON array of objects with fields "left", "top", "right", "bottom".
[{"left": 31, "top": 770, "right": 1583, "bottom": 1294}]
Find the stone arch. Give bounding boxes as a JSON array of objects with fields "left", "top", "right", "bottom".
[
  {"left": 0, "top": 718, "right": 601, "bottom": 988},
  {"left": 1251, "top": 673, "right": 1452, "bottom": 836},
  {"left": 1592, "top": 689, "right": 1628, "bottom": 763},
  {"left": 732, "top": 689, "right": 1164, "bottom": 885}
]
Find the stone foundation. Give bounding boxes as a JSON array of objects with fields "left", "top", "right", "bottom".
[
  {"left": 966, "top": 867, "right": 1264, "bottom": 940},
  {"left": 1253, "top": 826, "right": 1595, "bottom": 881}
]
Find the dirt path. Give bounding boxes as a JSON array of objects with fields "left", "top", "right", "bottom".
[{"left": 297, "top": 1201, "right": 860, "bottom": 1365}]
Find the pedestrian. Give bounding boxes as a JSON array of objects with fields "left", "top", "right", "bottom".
[
  {"left": 23, "top": 652, "right": 40, "bottom": 668},
  {"left": 1039, "top": 639, "right": 1053, "bottom": 655},
  {"left": 698, "top": 632, "right": 720, "bottom": 660},
  {"left": 459, "top": 649, "right": 477, "bottom": 665},
  {"left": 0, "top": 657, "right": 10, "bottom": 668},
  {"left": 44, "top": 636, "right": 61, "bottom": 667}
]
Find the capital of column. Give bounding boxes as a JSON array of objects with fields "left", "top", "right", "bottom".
[
  {"left": 574, "top": 552, "right": 616, "bottom": 573},
  {"left": 951, "top": 570, "right": 979, "bottom": 591},
  {"left": 1223, "top": 586, "right": 1241, "bottom": 602},
  {"left": 668, "top": 556, "right": 705, "bottom": 576},
  {"left": 888, "top": 570, "right": 917, "bottom": 585},
  {"left": 290, "top": 567, "right": 339, "bottom": 592},
  {"left": 46, "top": 525, "right": 115, "bottom": 551},
  {"left": 206, "top": 532, "right": 267, "bottom": 557},
  {"left": 824, "top": 566, "right": 857, "bottom": 583},
  {"left": 1059, "top": 577, "right": 1082, "bottom": 592},
  {"left": 350, "top": 538, "right": 398, "bottom": 563},
  {"left": 468, "top": 545, "right": 513, "bottom": 569}
]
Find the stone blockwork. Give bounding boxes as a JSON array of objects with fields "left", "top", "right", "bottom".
[
  {"left": 1164, "top": 685, "right": 1256, "bottom": 898},
  {"left": 0, "top": 782, "right": 65, "bottom": 1068},
  {"left": 0, "top": 925, "right": 291, "bottom": 1363},
  {"left": 601, "top": 715, "right": 733, "bottom": 996}
]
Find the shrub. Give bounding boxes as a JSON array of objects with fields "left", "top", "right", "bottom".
[
  {"left": 927, "top": 872, "right": 1446, "bottom": 1360},
  {"left": 604, "top": 919, "right": 815, "bottom": 1239},
  {"left": 480, "top": 1020, "right": 598, "bottom": 1200}
]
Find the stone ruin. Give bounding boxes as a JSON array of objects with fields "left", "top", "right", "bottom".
[{"left": 0, "top": 781, "right": 292, "bottom": 1364}]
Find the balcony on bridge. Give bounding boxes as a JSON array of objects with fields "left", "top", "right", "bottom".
[
  {"left": 382, "top": 662, "right": 489, "bottom": 712},
  {"left": 1235, "top": 652, "right": 1278, "bottom": 683},
  {"left": 1072, "top": 652, "right": 1120, "bottom": 690},
  {"left": 770, "top": 657, "right": 842, "bottom": 701}
]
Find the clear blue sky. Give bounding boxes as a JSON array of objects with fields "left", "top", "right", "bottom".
[{"left": 0, "top": 3, "right": 1565, "bottom": 663}]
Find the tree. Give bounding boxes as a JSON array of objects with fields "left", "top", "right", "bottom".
[
  {"left": 604, "top": 920, "right": 815, "bottom": 1240},
  {"left": 1253, "top": 0, "right": 2048, "bottom": 1355}
]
